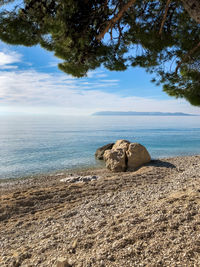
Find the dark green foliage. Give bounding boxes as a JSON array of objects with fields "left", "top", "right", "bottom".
[{"left": 0, "top": 0, "right": 200, "bottom": 105}]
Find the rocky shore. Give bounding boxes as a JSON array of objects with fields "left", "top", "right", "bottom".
[{"left": 0, "top": 155, "right": 200, "bottom": 266}]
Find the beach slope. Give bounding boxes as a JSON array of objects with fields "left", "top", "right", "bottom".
[{"left": 1, "top": 155, "right": 200, "bottom": 266}]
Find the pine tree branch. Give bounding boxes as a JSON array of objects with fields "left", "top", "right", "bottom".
[
  {"left": 181, "top": 0, "right": 200, "bottom": 24},
  {"left": 175, "top": 41, "right": 200, "bottom": 73},
  {"left": 96, "top": 0, "right": 137, "bottom": 41},
  {"left": 159, "top": 0, "right": 171, "bottom": 35}
]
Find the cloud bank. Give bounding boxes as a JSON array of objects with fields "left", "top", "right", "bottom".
[{"left": 0, "top": 50, "right": 200, "bottom": 115}]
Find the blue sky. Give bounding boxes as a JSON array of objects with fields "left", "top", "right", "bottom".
[{"left": 0, "top": 41, "right": 200, "bottom": 115}]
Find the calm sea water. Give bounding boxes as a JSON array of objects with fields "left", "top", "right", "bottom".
[{"left": 0, "top": 115, "right": 200, "bottom": 179}]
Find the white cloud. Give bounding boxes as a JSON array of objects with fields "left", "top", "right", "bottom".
[
  {"left": 0, "top": 51, "right": 21, "bottom": 69},
  {"left": 0, "top": 50, "right": 200, "bottom": 115}
]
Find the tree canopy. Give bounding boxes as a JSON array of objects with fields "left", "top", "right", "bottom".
[{"left": 0, "top": 0, "right": 200, "bottom": 105}]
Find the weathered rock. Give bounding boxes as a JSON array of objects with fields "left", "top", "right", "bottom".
[
  {"left": 95, "top": 143, "right": 114, "bottom": 160},
  {"left": 57, "top": 257, "right": 72, "bottom": 267},
  {"left": 104, "top": 148, "right": 127, "bottom": 172},
  {"left": 112, "top": 139, "right": 130, "bottom": 151},
  {"left": 126, "top": 143, "right": 151, "bottom": 170},
  {"left": 102, "top": 140, "right": 151, "bottom": 172}
]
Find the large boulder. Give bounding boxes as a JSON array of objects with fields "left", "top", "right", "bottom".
[
  {"left": 104, "top": 148, "right": 127, "bottom": 172},
  {"left": 101, "top": 139, "right": 151, "bottom": 172},
  {"left": 95, "top": 143, "right": 114, "bottom": 160},
  {"left": 126, "top": 143, "right": 151, "bottom": 171}
]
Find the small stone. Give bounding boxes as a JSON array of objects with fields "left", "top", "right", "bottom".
[
  {"left": 55, "top": 173, "right": 64, "bottom": 176},
  {"left": 72, "top": 239, "right": 78, "bottom": 249},
  {"left": 99, "top": 260, "right": 105, "bottom": 267},
  {"left": 60, "top": 177, "right": 72, "bottom": 182},
  {"left": 57, "top": 257, "right": 72, "bottom": 267},
  {"left": 107, "top": 254, "right": 115, "bottom": 261}
]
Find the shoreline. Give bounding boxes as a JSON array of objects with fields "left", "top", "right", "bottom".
[
  {"left": 1, "top": 154, "right": 200, "bottom": 266},
  {"left": 0, "top": 164, "right": 104, "bottom": 184},
  {"left": 1, "top": 152, "right": 199, "bottom": 183},
  {"left": 0, "top": 161, "right": 105, "bottom": 182},
  {"left": 0, "top": 154, "right": 198, "bottom": 183}
]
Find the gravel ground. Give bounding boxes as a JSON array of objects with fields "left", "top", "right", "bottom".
[{"left": 0, "top": 155, "right": 200, "bottom": 266}]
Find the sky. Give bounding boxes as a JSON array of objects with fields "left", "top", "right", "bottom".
[{"left": 0, "top": 41, "right": 200, "bottom": 116}]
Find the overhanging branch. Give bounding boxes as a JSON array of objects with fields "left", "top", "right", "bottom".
[
  {"left": 96, "top": 0, "right": 137, "bottom": 41},
  {"left": 181, "top": 0, "right": 200, "bottom": 24},
  {"left": 159, "top": 0, "right": 171, "bottom": 35}
]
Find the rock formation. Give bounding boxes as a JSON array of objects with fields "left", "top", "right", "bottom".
[{"left": 98, "top": 139, "right": 151, "bottom": 172}]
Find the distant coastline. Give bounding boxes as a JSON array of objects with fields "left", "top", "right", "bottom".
[{"left": 92, "top": 111, "right": 197, "bottom": 116}]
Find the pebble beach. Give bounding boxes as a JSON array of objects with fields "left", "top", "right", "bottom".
[{"left": 1, "top": 155, "right": 200, "bottom": 266}]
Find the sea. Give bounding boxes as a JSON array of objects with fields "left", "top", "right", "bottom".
[{"left": 0, "top": 114, "right": 200, "bottom": 179}]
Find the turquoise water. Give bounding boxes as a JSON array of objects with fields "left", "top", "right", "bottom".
[{"left": 0, "top": 115, "right": 200, "bottom": 178}]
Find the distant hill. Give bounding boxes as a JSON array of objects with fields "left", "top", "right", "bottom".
[{"left": 92, "top": 111, "right": 196, "bottom": 116}]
